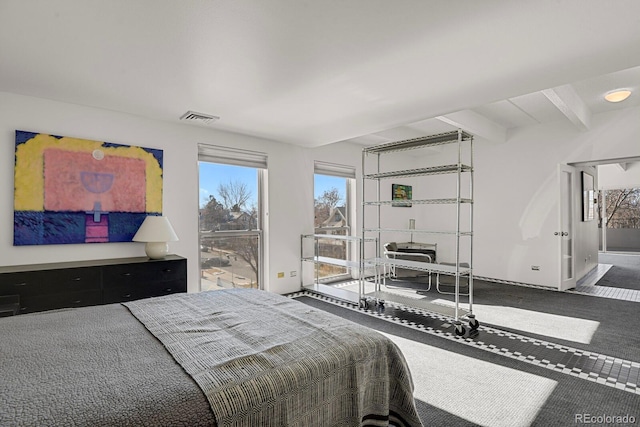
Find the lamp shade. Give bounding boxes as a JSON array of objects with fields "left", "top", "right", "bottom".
[
  {"left": 132, "top": 216, "right": 179, "bottom": 259},
  {"left": 132, "top": 216, "right": 179, "bottom": 242}
]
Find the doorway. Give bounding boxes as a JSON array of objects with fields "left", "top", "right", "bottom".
[
  {"left": 567, "top": 157, "right": 640, "bottom": 289},
  {"left": 598, "top": 186, "right": 640, "bottom": 253}
]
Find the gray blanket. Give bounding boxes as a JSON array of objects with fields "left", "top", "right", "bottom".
[
  {"left": 124, "top": 289, "right": 423, "bottom": 427},
  {"left": 0, "top": 303, "right": 216, "bottom": 426}
]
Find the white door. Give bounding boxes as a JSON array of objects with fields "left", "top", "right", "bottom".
[{"left": 557, "top": 164, "right": 576, "bottom": 290}]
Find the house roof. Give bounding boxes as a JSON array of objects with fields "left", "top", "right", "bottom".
[
  {"left": 321, "top": 207, "right": 347, "bottom": 227},
  {"left": 1, "top": 1, "right": 639, "bottom": 147}
]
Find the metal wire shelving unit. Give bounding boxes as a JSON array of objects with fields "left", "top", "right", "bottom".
[
  {"left": 360, "top": 129, "right": 478, "bottom": 336},
  {"left": 301, "top": 233, "right": 378, "bottom": 296}
]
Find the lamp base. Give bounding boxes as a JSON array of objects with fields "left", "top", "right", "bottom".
[{"left": 145, "top": 242, "right": 169, "bottom": 259}]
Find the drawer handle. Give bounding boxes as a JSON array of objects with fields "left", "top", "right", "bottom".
[
  {"left": 165, "top": 288, "right": 172, "bottom": 292},
  {"left": 122, "top": 273, "right": 132, "bottom": 276},
  {"left": 14, "top": 282, "right": 27, "bottom": 286},
  {"left": 73, "top": 300, "right": 82, "bottom": 304},
  {"left": 162, "top": 269, "right": 173, "bottom": 273},
  {"left": 123, "top": 294, "right": 132, "bottom": 298},
  {"left": 72, "top": 277, "right": 82, "bottom": 281}
]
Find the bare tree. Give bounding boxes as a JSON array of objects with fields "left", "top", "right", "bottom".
[
  {"left": 314, "top": 187, "right": 343, "bottom": 227},
  {"left": 600, "top": 188, "right": 640, "bottom": 228},
  {"left": 319, "top": 187, "right": 342, "bottom": 210},
  {"left": 217, "top": 180, "right": 251, "bottom": 212},
  {"left": 232, "top": 204, "right": 259, "bottom": 282},
  {"left": 217, "top": 183, "right": 259, "bottom": 286}
]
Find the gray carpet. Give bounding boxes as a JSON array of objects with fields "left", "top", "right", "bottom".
[
  {"left": 295, "top": 295, "right": 640, "bottom": 427},
  {"left": 379, "top": 277, "right": 640, "bottom": 362},
  {"left": 596, "top": 253, "right": 640, "bottom": 290}
]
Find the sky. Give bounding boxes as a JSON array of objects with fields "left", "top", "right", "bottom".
[
  {"left": 314, "top": 174, "right": 346, "bottom": 204},
  {"left": 199, "top": 162, "right": 346, "bottom": 209},
  {"left": 199, "top": 162, "right": 258, "bottom": 208}
]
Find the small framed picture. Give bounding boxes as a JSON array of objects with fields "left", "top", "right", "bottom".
[{"left": 392, "top": 184, "right": 412, "bottom": 207}]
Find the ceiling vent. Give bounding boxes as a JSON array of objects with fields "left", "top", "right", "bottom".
[{"left": 180, "top": 111, "right": 220, "bottom": 125}]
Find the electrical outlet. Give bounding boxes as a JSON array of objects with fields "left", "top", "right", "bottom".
[
  {"left": 531, "top": 265, "right": 540, "bottom": 271},
  {"left": 290, "top": 271, "right": 297, "bottom": 277}
]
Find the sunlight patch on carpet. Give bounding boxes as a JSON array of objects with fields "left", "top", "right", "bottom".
[
  {"left": 382, "top": 332, "right": 557, "bottom": 427},
  {"left": 432, "top": 299, "right": 599, "bottom": 344}
]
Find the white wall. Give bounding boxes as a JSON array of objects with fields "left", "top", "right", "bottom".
[
  {"left": 473, "top": 107, "right": 639, "bottom": 287},
  {"left": 2, "top": 91, "right": 638, "bottom": 291},
  {"left": 599, "top": 162, "right": 640, "bottom": 190},
  {"left": 0, "top": 91, "right": 362, "bottom": 294}
]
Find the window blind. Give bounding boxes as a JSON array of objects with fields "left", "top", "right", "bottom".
[
  {"left": 314, "top": 161, "right": 356, "bottom": 179},
  {"left": 198, "top": 144, "right": 267, "bottom": 169}
]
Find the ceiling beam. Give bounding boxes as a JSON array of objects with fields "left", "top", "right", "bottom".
[
  {"left": 568, "top": 156, "right": 640, "bottom": 167},
  {"left": 374, "top": 126, "right": 432, "bottom": 142},
  {"left": 542, "top": 84, "right": 591, "bottom": 131},
  {"left": 436, "top": 110, "right": 507, "bottom": 143},
  {"left": 343, "top": 134, "right": 391, "bottom": 146}
]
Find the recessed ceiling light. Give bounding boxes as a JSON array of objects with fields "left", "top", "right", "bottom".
[{"left": 604, "top": 89, "right": 631, "bottom": 103}]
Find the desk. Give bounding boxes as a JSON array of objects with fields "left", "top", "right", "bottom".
[{"left": 396, "top": 242, "right": 437, "bottom": 262}]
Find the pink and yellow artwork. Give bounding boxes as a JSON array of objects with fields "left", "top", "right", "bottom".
[{"left": 14, "top": 130, "right": 164, "bottom": 245}]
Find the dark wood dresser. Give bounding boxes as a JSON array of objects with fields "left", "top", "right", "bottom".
[{"left": 0, "top": 255, "right": 186, "bottom": 316}]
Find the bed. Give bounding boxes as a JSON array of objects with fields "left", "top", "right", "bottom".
[{"left": 0, "top": 288, "right": 422, "bottom": 426}]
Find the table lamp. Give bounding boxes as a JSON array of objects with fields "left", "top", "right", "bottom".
[{"left": 132, "top": 216, "right": 179, "bottom": 259}]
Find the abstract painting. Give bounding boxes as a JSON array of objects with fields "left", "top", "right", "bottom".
[{"left": 14, "top": 130, "right": 163, "bottom": 245}]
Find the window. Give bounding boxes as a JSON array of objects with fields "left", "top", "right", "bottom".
[
  {"left": 599, "top": 188, "right": 640, "bottom": 252},
  {"left": 313, "top": 161, "right": 356, "bottom": 283},
  {"left": 198, "top": 145, "right": 267, "bottom": 290}
]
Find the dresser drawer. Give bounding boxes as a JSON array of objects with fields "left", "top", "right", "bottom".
[
  {"left": 102, "top": 260, "right": 185, "bottom": 288},
  {"left": 141, "top": 280, "right": 186, "bottom": 298},
  {"left": 0, "top": 271, "right": 46, "bottom": 295},
  {"left": 19, "top": 290, "right": 102, "bottom": 314},
  {"left": 103, "top": 280, "right": 185, "bottom": 304},
  {"left": 0, "top": 255, "right": 186, "bottom": 314},
  {"left": 0, "top": 295, "right": 20, "bottom": 317},
  {"left": 0, "top": 268, "right": 101, "bottom": 296}
]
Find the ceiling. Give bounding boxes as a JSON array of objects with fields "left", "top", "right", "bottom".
[{"left": 1, "top": 1, "right": 639, "bottom": 148}]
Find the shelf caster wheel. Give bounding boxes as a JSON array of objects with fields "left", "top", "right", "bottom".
[
  {"left": 454, "top": 322, "right": 466, "bottom": 336},
  {"left": 468, "top": 314, "right": 479, "bottom": 331}
]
